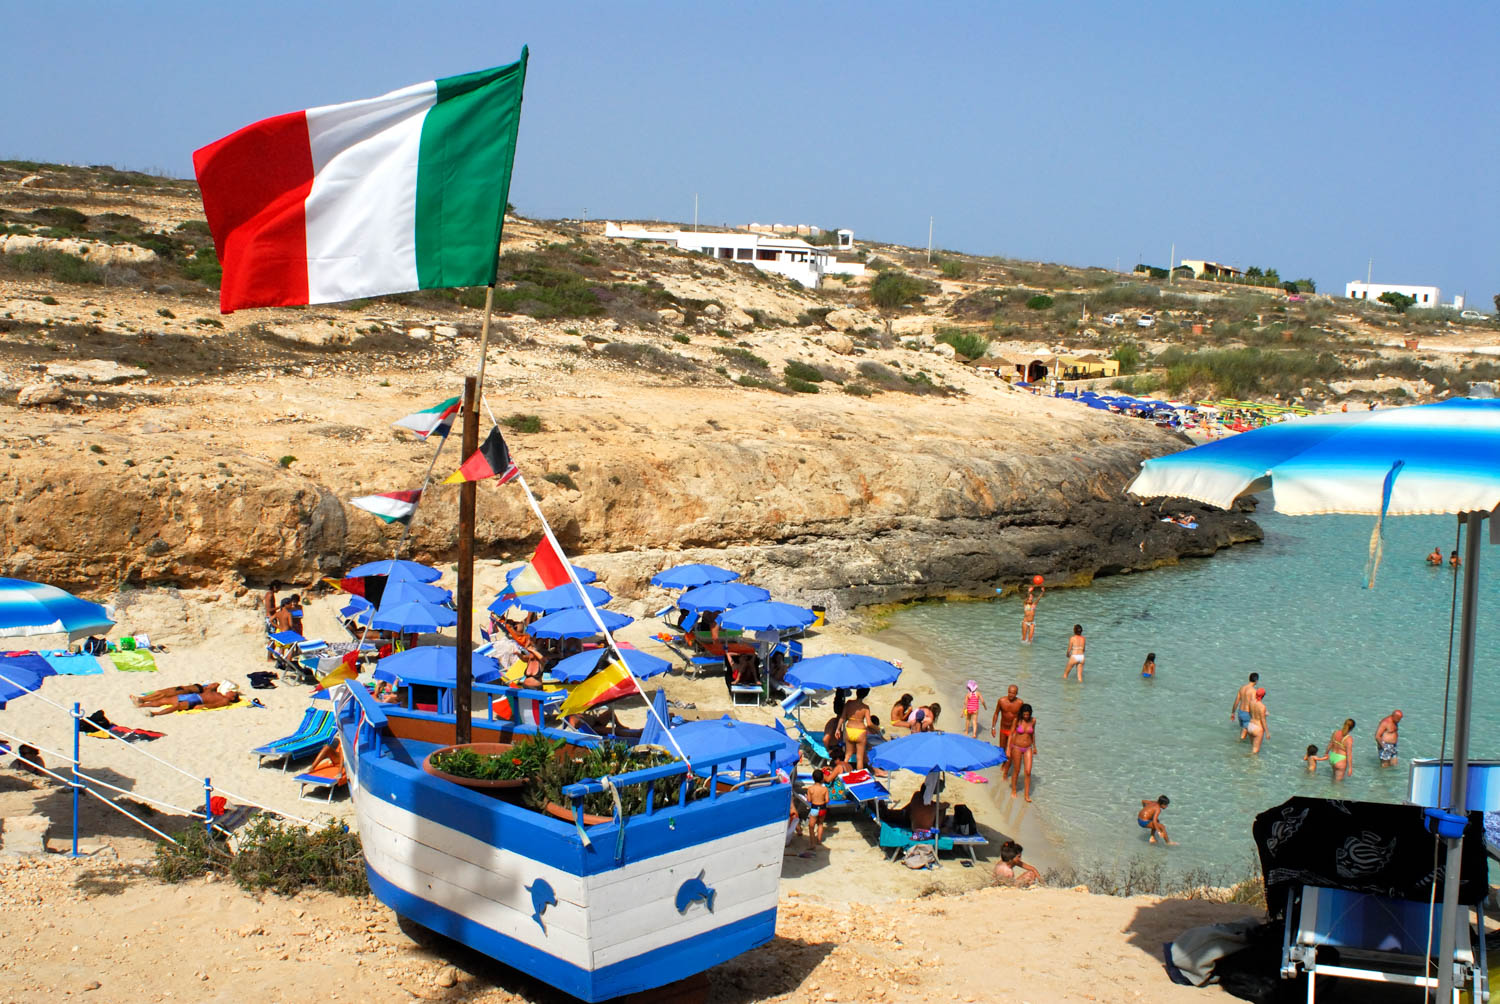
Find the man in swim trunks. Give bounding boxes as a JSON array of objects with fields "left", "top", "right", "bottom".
[
  {"left": 991, "top": 685, "right": 1023, "bottom": 777},
  {"left": 131, "top": 682, "right": 221, "bottom": 708},
  {"left": 1427, "top": 547, "right": 1443, "bottom": 566},
  {"left": 148, "top": 683, "right": 239, "bottom": 716},
  {"left": 1230, "top": 673, "right": 1260, "bottom": 741},
  {"left": 1375, "top": 710, "right": 1402, "bottom": 768},
  {"left": 1138, "top": 795, "right": 1175, "bottom": 845},
  {"left": 1063, "top": 624, "right": 1086, "bottom": 682}
]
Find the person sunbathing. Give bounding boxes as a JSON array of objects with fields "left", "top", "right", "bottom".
[
  {"left": 147, "top": 683, "right": 240, "bottom": 716},
  {"left": 131, "top": 682, "right": 222, "bottom": 708},
  {"left": 306, "top": 742, "right": 342, "bottom": 776}
]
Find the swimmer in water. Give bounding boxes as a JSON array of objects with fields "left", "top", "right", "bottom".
[
  {"left": 1304, "top": 744, "right": 1327, "bottom": 773},
  {"left": 1063, "top": 624, "right": 1086, "bottom": 682},
  {"left": 1231, "top": 673, "right": 1260, "bottom": 741},
  {"left": 1141, "top": 652, "right": 1156, "bottom": 679},
  {"left": 1427, "top": 546, "right": 1443, "bottom": 566},
  {"left": 1246, "top": 688, "right": 1268, "bottom": 755},
  {"left": 1451, "top": 550, "right": 1462, "bottom": 569},
  {"left": 1021, "top": 584, "right": 1043, "bottom": 644},
  {"left": 1138, "top": 795, "right": 1175, "bottom": 845}
]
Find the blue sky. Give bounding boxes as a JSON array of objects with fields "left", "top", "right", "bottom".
[{"left": 4, "top": 2, "right": 1495, "bottom": 306}]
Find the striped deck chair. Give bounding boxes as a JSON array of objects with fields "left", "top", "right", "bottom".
[{"left": 251, "top": 707, "right": 335, "bottom": 768}]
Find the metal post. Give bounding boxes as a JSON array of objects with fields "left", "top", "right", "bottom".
[
  {"left": 203, "top": 777, "right": 214, "bottom": 840},
  {"left": 455, "top": 376, "right": 479, "bottom": 745},
  {"left": 71, "top": 702, "right": 81, "bottom": 857},
  {"left": 1168, "top": 243, "right": 1175, "bottom": 285},
  {"left": 1436, "top": 510, "right": 1484, "bottom": 1002},
  {"left": 926, "top": 217, "right": 933, "bottom": 265}
]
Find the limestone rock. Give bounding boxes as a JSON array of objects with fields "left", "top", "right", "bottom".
[
  {"left": 267, "top": 323, "right": 360, "bottom": 348},
  {"left": 824, "top": 333, "right": 855, "bottom": 355},
  {"left": 932, "top": 343, "right": 957, "bottom": 359},
  {"left": 724, "top": 306, "right": 754, "bottom": 329},
  {"left": 433, "top": 324, "right": 459, "bottom": 339},
  {"left": 0, "top": 233, "right": 156, "bottom": 266},
  {"left": 17, "top": 382, "right": 65, "bottom": 407},
  {"left": 702, "top": 303, "right": 722, "bottom": 316},
  {"left": 45, "top": 360, "right": 145, "bottom": 385},
  {"left": 657, "top": 308, "right": 685, "bottom": 325},
  {"left": 407, "top": 328, "right": 431, "bottom": 341},
  {"left": 824, "top": 308, "right": 871, "bottom": 332}
]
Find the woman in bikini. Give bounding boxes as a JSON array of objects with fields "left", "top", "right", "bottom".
[
  {"left": 1008, "top": 703, "right": 1037, "bottom": 801},
  {"left": 839, "top": 687, "right": 873, "bottom": 772},
  {"left": 1326, "top": 719, "right": 1356, "bottom": 781},
  {"left": 1020, "top": 586, "right": 1042, "bottom": 644},
  {"left": 890, "top": 693, "right": 914, "bottom": 730}
]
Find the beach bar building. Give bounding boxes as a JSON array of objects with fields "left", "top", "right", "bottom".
[
  {"left": 1345, "top": 280, "right": 1443, "bottom": 308},
  {"left": 603, "top": 222, "right": 864, "bottom": 289}
]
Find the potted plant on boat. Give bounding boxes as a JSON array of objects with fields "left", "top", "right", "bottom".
[
  {"left": 525, "top": 740, "right": 685, "bottom": 825},
  {"left": 423, "top": 733, "right": 563, "bottom": 793}
]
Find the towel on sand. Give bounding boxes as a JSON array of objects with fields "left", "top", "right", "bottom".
[
  {"left": 178, "top": 698, "right": 248, "bottom": 715},
  {"left": 108, "top": 651, "right": 157, "bottom": 673},
  {"left": 43, "top": 653, "right": 105, "bottom": 676}
]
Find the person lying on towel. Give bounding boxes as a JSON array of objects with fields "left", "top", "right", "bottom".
[
  {"left": 144, "top": 681, "right": 240, "bottom": 716},
  {"left": 131, "top": 681, "right": 232, "bottom": 708}
]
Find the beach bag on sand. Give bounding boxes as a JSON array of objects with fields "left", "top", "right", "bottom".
[
  {"left": 952, "top": 804, "right": 975, "bottom": 835},
  {"left": 903, "top": 843, "right": 937, "bottom": 870},
  {"left": 82, "top": 636, "right": 108, "bottom": 656}
]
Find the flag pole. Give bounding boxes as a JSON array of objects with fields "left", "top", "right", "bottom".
[
  {"left": 454, "top": 376, "right": 480, "bottom": 744},
  {"left": 473, "top": 284, "right": 497, "bottom": 397}
]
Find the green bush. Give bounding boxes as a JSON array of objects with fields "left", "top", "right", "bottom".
[
  {"left": 784, "top": 376, "right": 820, "bottom": 393},
  {"left": 1110, "top": 342, "right": 1144, "bottom": 374},
  {"left": 671, "top": 332, "right": 690, "bottom": 344},
  {"left": 1156, "top": 346, "right": 1341, "bottom": 398},
  {"left": 543, "top": 471, "right": 578, "bottom": 491},
  {"left": 869, "top": 269, "right": 935, "bottom": 309},
  {"left": 843, "top": 382, "right": 874, "bottom": 397},
  {"left": 936, "top": 328, "right": 991, "bottom": 359},
  {"left": 938, "top": 260, "right": 965, "bottom": 279},
  {"left": 156, "top": 307, "right": 175, "bottom": 319},
  {"left": 600, "top": 341, "right": 697, "bottom": 373},
  {"left": 154, "top": 818, "right": 368, "bottom": 896},
  {"left": 502, "top": 413, "right": 543, "bottom": 434},
  {"left": 492, "top": 251, "right": 603, "bottom": 318},
  {"left": 7, "top": 249, "right": 104, "bottom": 284},
  {"left": 712, "top": 346, "right": 769, "bottom": 370},
  {"left": 1025, "top": 294, "right": 1054, "bottom": 310},
  {"left": 784, "top": 360, "right": 826, "bottom": 383},
  {"left": 278, "top": 455, "right": 296, "bottom": 468},
  {"left": 30, "top": 206, "right": 87, "bottom": 229},
  {"left": 180, "top": 247, "right": 222, "bottom": 286},
  {"left": 526, "top": 741, "right": 683, "bottom": 819}
]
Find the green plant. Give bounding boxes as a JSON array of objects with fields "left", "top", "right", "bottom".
[
  {"left": 278, "top": 455, "right": 296, "bottom": 468},
  {"left": 869, "top": 269, "right": 935, "bottom": 309},
  {"left": 525, "top": 741, "right": 685, "bottom": 819},
  {"left": 712, "top": 346, "right": 769, "bottom": 370},
  {"left": 180, "top": 247, "right": 222, "bottom": 286},
  {"left": 1025, "top": 294, "right": 1054, "bottom": 310},
  {"left": 938, "top": 260, "right": 965, "bottom": 279},
  {"left": 936, "top": 328, "right": 990, "bottom": 359},
  {"left": 431, "top": 734, "right": 562, "bottom": 781},
  {"left": 1378, "top": 291, "right": 1416, "bottom": 313},
  {"left": 543, "top": 471, "right": 579, "bottom": 491},
  {"left": 600, "top": 341, "right": 697, "bottom": 373},
  {"left": 39, "top": 295, "right": 58, "bottom": 306},
  {"left": 154, "top": 818, "right": 368, "bottom": 896},
  {"left": 156, "top": 307, "right": 175, "bottom": 319},
  {"left": 502, "top": 413, "right": 543, "bottom": 434},
  {"left": 785, "top": 376, "right": 820, "bottom": 393},
  {"left": 784, "top": 360, "right": 826, "bottom": 383},
  {"left": 88, "top": 444, "right": 103, "bottom": 454},
  {"left": 843, "top": 382, "right": 874, "bottom": 397},
  {"left": 672, "top": 332, "right": 691, "bottom": 344},
  {"left": 1110, "top": 342, "right": 1144, "bottom": 374},
  {"left": 8, "top": 249, "right": 104, "bottom": 284}
]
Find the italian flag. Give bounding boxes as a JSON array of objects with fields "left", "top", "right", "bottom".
[{"left": 193, "top": 50, "right": 527, "bottom": 314}]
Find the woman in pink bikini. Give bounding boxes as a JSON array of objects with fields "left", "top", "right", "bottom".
[
  {"left": 962, "top": 680, "right": 987, "bottom": 738},
  {"left": 1008, "top": 704, "right": 1037, "bottom": 801}
]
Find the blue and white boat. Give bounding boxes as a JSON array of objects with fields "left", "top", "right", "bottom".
[{"left": 334, "top": 679, "right": 790, "bottom": 1001}]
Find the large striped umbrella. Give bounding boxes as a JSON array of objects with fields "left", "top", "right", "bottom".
[
  {"left": 1127, "top": 396, "right": 1500, "bottom": 999},
  {"left": 0, "top": 578, "right": 114, "bottom": 639}
]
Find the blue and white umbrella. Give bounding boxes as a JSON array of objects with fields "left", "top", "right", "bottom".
[
  {"left": 372, "top": 646, "right": 500, "bottom": 688},
  {"left": 718, "top": 601, "right": 816, "bottom": 633},
  {"left": 786, "top": 653, "right": 901, "bottom": 691},
  {"left": 367, "top": 600, "right": 457, "bottom": 633},
  {"left": 650, "top": 563, "right": 740, "bottom": 590},
  {"left": 1128, "top": 396, "right": 1500, "bottom": 1000},
  {"left": 0, "top": 578, "right": 114, "bottom": 639},
  {"left": 528, "top": 607, "right": 634, "bottom": 640},
  {"left": 667, "top": 714, "right": 800, "bottom": 773},
  {"left": 376, "top": 578, "right": 453, "bottom": 609},
  {"left": 511, "top": 583, "right": 612, "bottom": 615},
  {"left": 550, "top": 647, "right": 671, "bottom": 683},
  {"left": 870, "top": 731, "right": 1005, "bottom": 775},
  {"left": 676, "top": 581, "right": 770, "bottom": 613},
  {"left": 345, "top": 559, "right": 441, "bottom": 583}
]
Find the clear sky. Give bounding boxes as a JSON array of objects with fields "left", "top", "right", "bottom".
[{"left": 4, "top": 2, "right": 1495, "bottom": 307}]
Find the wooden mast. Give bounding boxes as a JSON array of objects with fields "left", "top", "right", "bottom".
[{"left": 454, "top": 374, "right": 479, "bottom": 743}]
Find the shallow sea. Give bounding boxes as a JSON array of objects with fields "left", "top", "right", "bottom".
[{"left": 878, "top": 500, "right": 1499, "bottom": 876}]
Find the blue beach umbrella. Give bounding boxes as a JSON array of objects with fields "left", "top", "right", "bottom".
[
  {"left": 368, "top": 600, "right": 457, "bottom": 633},
  {"left": 513, "top": 583, "right": 613, "bottom": 615},
  {"left": 502, "top": 563, "right": 598, "bottom": 596},
  {"left": 718, "top": 601, "right": 816, "bottom": 633},
  {"left": 637, "top": 688, "right": 672, "bottom": 750},
  {"left": 669, "top": 715, "right": 800, "bottom": 773},
  {"left": 345, "top": 559, "right": 441, "bottom": 583},
  {"left": 1127, "top": 396, "right": 1500, "bottom": 999},
  {"left": 869, "top": 731, "right": 1006, "bottom": 775},
  {"left": 650, "top": 563, "right": 740, "bottom": 590},
  {"left": 550, "top": 647, "right": 671, "bottom": 683},
  {"left": 786, "top": 653, "right": 902, "bottom": 691},
  {"left": 376, "top": 578, "right": 453, "bottom": 608},
  {"left": 528, "top": 607, "right": 634, "bottom": 640},
  {"left": 0, "top": 578, "right": 114, "bottom": 639},
  {"left": 0, "top": 654, "right": 57, "bottom": 709},
  {"left": 677, "top": 581, "right": 771, "bottom": 613},
  {"left": 372, "top": 646, "right": 500, "bottom": 687}
]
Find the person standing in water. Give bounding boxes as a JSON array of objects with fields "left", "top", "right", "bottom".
[
  {"left": 1063, "top": 625, "right": 1086, "bottom": 682},
  {"left": 1326, "top": 719, "right": 1356, "bottom": 781},
  {"left": 1427, "top": 547, "right": 1444, "bottom": 566},
  {"left": 1374, "top": 710, "right": 1403, "bottom": 768},
  {"left": 1141, "top": 652, "right": 1156, "bottom": 679},
  {"left": 1008, "top": 704, "right": 1038, "bottom": 802},
  {"left": 1231, "top": 673, "right": 1260, "bottom": 741},
  {"left": 1020, "top": 585, "right": 1043, "bottom": 644},
  {"left": 1246, "top": 688, "right": 1269, "bottom": 754},
  {"left": 991, "top": 685, "right": 1023, "bottom": 777},
  {"left": 962, "top": 680, "right": 986, "bottom": 738},
  {"left": 1138, "top": 796, "right": 1175, "bottom": 845}
]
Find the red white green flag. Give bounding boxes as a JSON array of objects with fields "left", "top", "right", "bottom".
[
  {"left": 393, "top": 397, "right": 460, "bottom": 439},
  {"left": 349, "top": 489, "right": 422, "bottom": 525},
  {"left": 193, "top": 49, "right": 528, "bottom": 313}
]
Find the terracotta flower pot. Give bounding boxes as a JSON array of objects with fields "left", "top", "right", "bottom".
[
  {"left": 423, "top": 743, "right": 529, "bottom": 792},
  {"left": 543, "top": 800, "right": 615, "bottom": 827}
]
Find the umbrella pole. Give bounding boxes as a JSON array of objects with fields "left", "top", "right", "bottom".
[
  {"left": 454, "top": 376, "right": 480, "bottom": 745},
  {"left": 1436, "top": 510, "right": 1484, "bottom": 1002},
  {"left": 71, "top": 702, "right": 80, "bottom": 857}
]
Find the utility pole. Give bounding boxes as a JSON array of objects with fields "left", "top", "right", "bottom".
[
  {"left": 926, "top": 216, "right": 933, "bottom": 265},
  {"left": 582, "top": 207, "right": 587, "bottom": 223},
  {"left": 1367, "top": 257, "right": 1373, "bottom": 287},
  {"left": 1168, "top": 242, "right": 1175, "bottom": 285},
  {"left": 693, "top": 193, "right": 698, "bottom": 232}
]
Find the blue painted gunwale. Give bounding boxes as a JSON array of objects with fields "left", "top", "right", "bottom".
[{"left": 367, "top": 867, "right": 778, "bottom": 1002}]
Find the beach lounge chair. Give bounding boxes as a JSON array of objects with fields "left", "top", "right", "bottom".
[
  {"left": 294, "top": 743, "right": 347, "bottom": 802},
  {"left": 251, "top": 707, "right": 335, "bottom": 768},
  {"left": 878, "top": 820, "right": 954, "bottom": 861},
  {"left": 1281, "top": 885, "right": 1488, "bottom": 1003}
]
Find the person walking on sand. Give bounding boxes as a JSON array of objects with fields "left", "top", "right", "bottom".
[
  {"left": 1326, "top": 719, "right": 1356, "bottom": 781},
  {"left": 1138, "top": 796, "right": 1175, "bottom": 845},
  {"left": 1246, "top": 688, "right": 1269, "bottom": 755},
  {"left": 1063, "top": 625, "right": 1086, "bottom": 682},
  {"left": 1375, "top": 710, "right": 1403, "bottom": 768},
  {"left": 1020, "top": 585, "right": 1043, "bottom": 644},
  {"left": 1231, "top": 673, "right": 1260, "bottom": 741},
  {"left": 962, "top": 680, "right": 986, "bottom": 738},
  {"left": 805, "top": 769, "right": 830, "bottom": 849},
  {"left": 991, "top": 685, "right": 1023, "bottom": 776},
  {"left": 1008, "top": 704, "right": 1037, "bottom": 802}
]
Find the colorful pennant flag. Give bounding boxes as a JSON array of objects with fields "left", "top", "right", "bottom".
[
  {"left": 192, "top": 50, "right": 528, "bottom": 313},
  {"left": 442, "top": 427, "right": 518, "bottom": 485},
  {"left": 337, "top": 575, "right": 388, "bottom": 609},
  {"left": 393, "top": 398, "right": 460, "bottom": 440},
  {"left": 349, "top": 489, "right": 422, "bottom": 524},
  {"left": 531, "top": 536, "right": 571, "bottom": 590}
]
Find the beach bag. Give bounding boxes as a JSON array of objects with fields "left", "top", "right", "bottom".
[
  {"left": 82, "top": 636, "right": 108, "bottom": 656},
  {"left": 118, "top": 636, "right": 137, "bottom": 651},
  {"left": 903, "top": 843, "right": 937, "bottom": 870},
  {"left": 952, "top": 803, "right": 976, "bottom": 836}
]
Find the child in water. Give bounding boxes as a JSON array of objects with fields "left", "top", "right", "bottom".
[
  {"left": 962, "top": 680, "right": 987, "bottom": 738},
  {"left": 1141, "top": 652, "right": 1156, "bottom": 679},
  {"left": 1138, "top": 795, "right": 1175, "bottom": 845},
  {"left": 1303, "top": 744, "right": 1327, "bottom": 773}
]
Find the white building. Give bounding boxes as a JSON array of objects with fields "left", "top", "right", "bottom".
[
  {"left": 1346, "top": 280, "right": 1442, "bottom": 308},
  {"left": 603, "top": 223, "right": 864, "bottom": 289}
]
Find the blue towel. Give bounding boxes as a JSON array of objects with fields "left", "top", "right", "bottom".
[{"left": 43, "top": 653, "right": 105, "bottom": 676}]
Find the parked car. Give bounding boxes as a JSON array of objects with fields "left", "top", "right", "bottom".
[
  {"left": 1136, "top": 314, "right": 1156, "bottom": 328},
  {"left": 1460, "top": 310, "right": 1488, "bottom": 321},
  {"left": 1102, "top": 313, "right": 1125, "bottom": 327}
]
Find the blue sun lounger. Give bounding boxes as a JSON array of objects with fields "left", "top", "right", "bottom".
[{"left": 251, "top": 707, "right": 335, "bottom": 768}]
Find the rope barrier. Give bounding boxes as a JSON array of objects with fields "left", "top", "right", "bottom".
[
  {"left": 0, "top": 725, "right": 76, "bottom": 766},
  {"left": 76, "top": 784, "right": 181, "bottom": 846},
  {"left": 71, "top": 767, "right": 206, "bottom": 819}
]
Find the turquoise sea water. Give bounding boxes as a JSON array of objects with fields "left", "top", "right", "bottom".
[{"left": 879, "top": 502, "right": 1499, "bottom": 875}]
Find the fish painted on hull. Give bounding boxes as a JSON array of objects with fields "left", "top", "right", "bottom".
[
  {"left": 675, "top": 870, "right": 716, "bottom": 914},
  {"left": 526, "top": 878, "right": 557, "bottom": 931}
]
